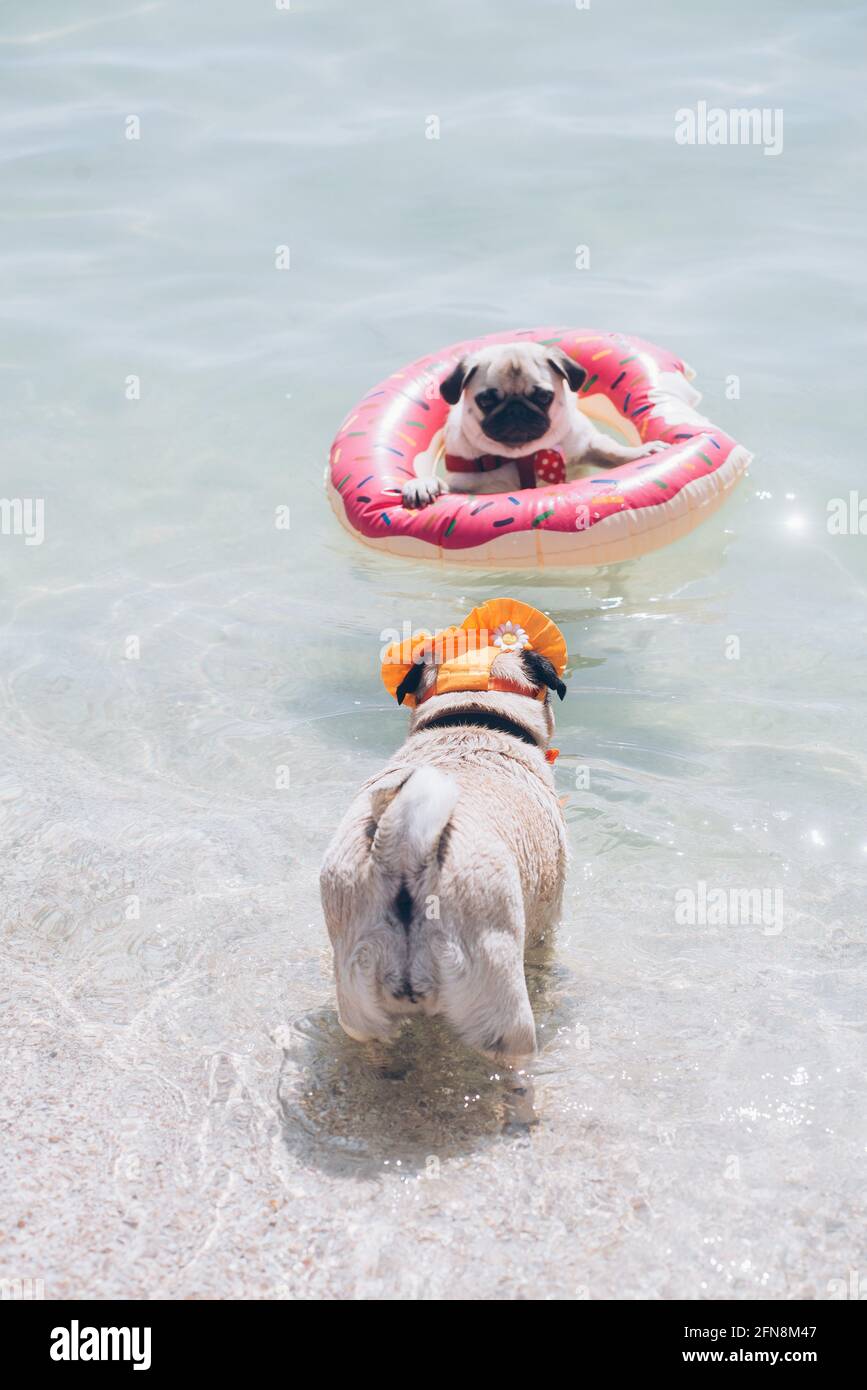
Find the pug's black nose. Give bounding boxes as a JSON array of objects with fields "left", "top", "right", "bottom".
[{"left": 504, "top": 398, "right": 542, "bottom": 422}]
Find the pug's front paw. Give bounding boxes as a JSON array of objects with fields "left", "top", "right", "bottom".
[
  {"left": 641, "top": 441, "right": 668, "bottom": 455},
  {"left": 402, "top": 476, "right": 447, "bottom": 509}
]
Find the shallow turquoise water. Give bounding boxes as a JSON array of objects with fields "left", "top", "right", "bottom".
[{"left": 1, "top": 0, "right": 865, "bottom": 1298}]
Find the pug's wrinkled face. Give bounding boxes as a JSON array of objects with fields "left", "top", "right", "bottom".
[{"left": 440, "top": 343, "right": 587, "bottom": 455}]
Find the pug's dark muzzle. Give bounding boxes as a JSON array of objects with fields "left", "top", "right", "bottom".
[{"left": 481, "top": 396, "right": 550, "bottom": 447}]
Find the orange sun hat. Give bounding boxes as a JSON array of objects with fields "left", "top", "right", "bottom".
[{"left": 380, "top": 598, "right": 567, "bottom": 708}]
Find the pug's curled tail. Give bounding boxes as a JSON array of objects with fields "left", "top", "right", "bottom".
[{"left": 370, "top": 766, "right": 458, "bottom": 881}]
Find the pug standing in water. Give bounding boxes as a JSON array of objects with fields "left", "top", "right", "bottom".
[
  {"left": 319, "top": 600, "right": 569, "bottom": 1066},
  {"left": 402, "top": 342, "right": 666, "bottom": 508}
]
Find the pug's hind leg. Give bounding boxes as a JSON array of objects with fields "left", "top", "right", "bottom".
[
  {"left": 438, "top": 909, "right": 537, "bottom": 1066},
  {"left": 502, "top": 1068, "right": 538, "bottom": 1134},
  {"left": 582, "top": 433, "right": 667, "bottom": 467}
]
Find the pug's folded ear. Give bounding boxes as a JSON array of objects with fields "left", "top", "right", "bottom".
[
  {"left": 395, "top": 659, "right": 426, "bottom": 706},
  {"left": 521, "top": 650, "right": 567, "bottom": 701},
  {"left": 440, "top": 358, "right": 478, "bottom": 406},
  {"left": 547, "top": 348, "right": 586, "bottom": 394}
]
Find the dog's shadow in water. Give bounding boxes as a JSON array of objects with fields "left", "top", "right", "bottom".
[{"left": 277, "top": 940, "right": 583, "bottom": 1181}]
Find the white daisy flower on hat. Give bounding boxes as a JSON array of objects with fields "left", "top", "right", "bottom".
[{"left": 492, "top": 620, "right": 530, "bottom": 652}]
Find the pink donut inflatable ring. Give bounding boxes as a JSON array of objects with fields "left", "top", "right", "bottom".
[{"left": 326, "top": 327, "right": 752, "bottom": 567}]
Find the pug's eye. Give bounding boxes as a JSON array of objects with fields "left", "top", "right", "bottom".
[
  {"left": 530, "top": 386, "right": 554, "bottom": 408},
  {"left": 474, "top": 389, "right": 501, "bottom": 412}
]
